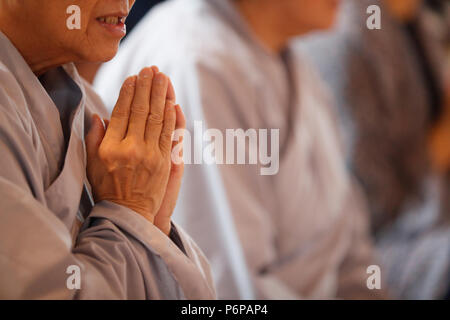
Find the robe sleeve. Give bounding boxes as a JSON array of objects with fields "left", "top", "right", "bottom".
[{"left": 0, "top": 106, "right": 215, "bottom": 300}]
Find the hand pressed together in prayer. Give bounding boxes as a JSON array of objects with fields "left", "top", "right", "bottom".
[{"left": 86, "top": 66, "right": 185, "bottom": 236}]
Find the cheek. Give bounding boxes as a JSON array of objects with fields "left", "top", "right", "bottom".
[{"left": 81, "top": 24, "right": 122, "bottom": 61}]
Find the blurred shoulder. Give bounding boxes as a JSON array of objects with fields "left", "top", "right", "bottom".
[{"left": 118, "top": 0, "right": 252, "bottom": 76}]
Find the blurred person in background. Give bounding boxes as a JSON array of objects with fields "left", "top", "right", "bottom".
[
  {"left": 297, "top": 0, "right": 450, "bottom": 299},
  {"left": 94, "top": 0, "right": 386, "bottom": 299}
]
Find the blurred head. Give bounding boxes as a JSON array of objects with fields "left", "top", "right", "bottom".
[
  {"left": 384, "top": 0, "right": 423, "bottom": 22},
  {"left": 273, "top": 0, "right": 341, "bottom": 35},
  {"left": 235, "top": 0, "right": 341, "bottom": 51},
  {"left": 0, "top": 0, "right": 135, "bottom": 74}
]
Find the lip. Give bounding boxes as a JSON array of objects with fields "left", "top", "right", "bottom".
[
  {"left": 96, "top": 11, "right": 129, "bottom": 38},
  {"left": 96, "top": 19, "right": 127, "bottom": 38}
]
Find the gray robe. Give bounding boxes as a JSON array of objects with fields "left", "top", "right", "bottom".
[
  {"left": 0, "top": 31, "right": 216, "bottom": 300},
  {"left": 95, "top": 0, "right": 384, "bottom": 299}
]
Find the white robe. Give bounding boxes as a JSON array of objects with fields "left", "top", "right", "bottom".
[
  {"left": 95, "top": 0, "right": 384, "bottom": 299},
  {"left": 0, "top": 31, "right": 215, "bottom": 300}
]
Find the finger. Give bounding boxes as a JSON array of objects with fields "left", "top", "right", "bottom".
[
  {"left": 174, "top": 104, "right": 186, "bottom": 131},
  {"left": 158, "top": 100, "right": 176, "bottom": 155},
  {"left": 145, "top": 72, "right": 168, "bottom": 143},
  {"left": 86, "top": 114, "right": 106, "bottom": 159},
  {"left": 151, "top": 65, "right": 159, "bottom": 74},
  {"left": 171, "top": 104, "right": 185, "bottom": 149},
  {"left": 167, "top": 79, "right": 176, "bottom": 103},
  {"left": 154, "top": 159, "right": 184, "bottom": 222},
  {"left": 127, "top": 67, "right": 154, "bottom": 139},
  {"left": 103, "top": 119, "right": 110, "bottom": 130},
  {"left": 105, "top": 76, "right": 136, "bottom": 142}
]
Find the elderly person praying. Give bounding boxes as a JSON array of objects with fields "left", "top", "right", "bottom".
[{"left": 0, "top": 0, "right": 215, "bottom": 299}]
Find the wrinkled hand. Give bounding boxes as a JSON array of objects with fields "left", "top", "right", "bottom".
[{"left": 86, "top": 67, "right": 184, "bottom": 235}]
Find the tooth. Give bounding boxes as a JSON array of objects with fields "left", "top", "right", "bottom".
[{"left": 108, "top": 17, "right": 119, "bottom": 24}]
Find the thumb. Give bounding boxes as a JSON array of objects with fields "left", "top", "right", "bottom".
[{"left": 86, "top": 114, "right": 106, "bottom": 158}]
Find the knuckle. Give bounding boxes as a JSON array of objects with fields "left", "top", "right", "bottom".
[
  {"left": 131, "top": 103, "right": 149, "bottom": 115},
  {"left": 149, "top": 157, "right": 165, "bottom": 171},
  {"left": 98, "top": 146, "right": 117, "bottom": 171},
  {"left": 98, "top": 147, "right": 109, "bottom": 162},
  {"left": 124, "top": 140, "right": 144, "bottom": 161},
  {"left": 111, "top": 108, "right": 129, "bottom": 119},
  {"left": 165, "top": 106, "right": 176, "bottom": 120},
  {"left": 160, "top": 130, "right": 173, "bottom": 141},
  {"left": 147, "top": 113, "right": 164, "bottom": 125}
]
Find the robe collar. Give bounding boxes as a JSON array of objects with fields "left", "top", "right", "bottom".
[{"left": 206, "top": 0, "right": 283, "bottom": 60}]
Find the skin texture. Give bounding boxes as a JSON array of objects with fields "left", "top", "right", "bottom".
[
  {"left": 0, "top": 1, "right": 185, "bottom": 236},
  {"left": 235, "top": 0, "right": 341, "bottom": 52}
]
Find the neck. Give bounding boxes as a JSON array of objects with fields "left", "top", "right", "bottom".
[
  {"left": 234, "top": 1, "right": 291, "bottom": 53},
  {"left": 75, "top": 62, "right": 102, "bottom": 84},
  {"left": 0, "top": 14, "right": 72, "bottom": 76}
]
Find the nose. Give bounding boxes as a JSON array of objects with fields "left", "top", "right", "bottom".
[{"left": 128, "top": 0, "right": 136, "bottom": 10}]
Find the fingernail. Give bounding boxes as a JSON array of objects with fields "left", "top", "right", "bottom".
[
  {"left": 151, "top": 65, "right": 159, "bottom": 73},
  {"left": 155, "top": 72, "right": 165, "bottom": 84},
  {"left": 124, "top": 76, "right": 136, "bottom": 87},
  {"left": 140, "top": 68, "right": 152, "bottom": 79}
]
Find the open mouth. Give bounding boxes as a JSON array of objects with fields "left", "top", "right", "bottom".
[
  {"left": 95, "top": 13, "right": 128, "bottom": 37},
  {"left": 96, "top": 16, "right": 126, "bottom": 25}
]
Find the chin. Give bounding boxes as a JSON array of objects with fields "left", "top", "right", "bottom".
[{"left": 81, "top": 44, "right": 120, "bottom": 63}]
